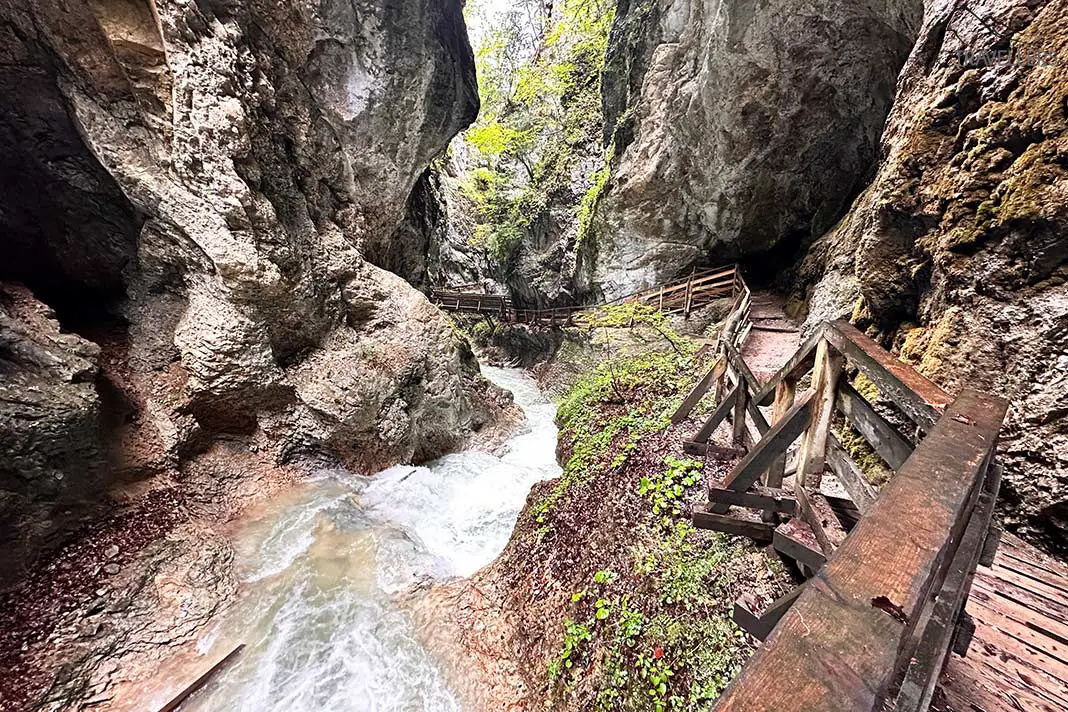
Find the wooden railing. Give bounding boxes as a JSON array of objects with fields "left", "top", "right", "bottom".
[
  {"left": 429, "top": 264, "right": 742, "bottom": 325},
  {"left": 672, "top": 320, "right": 1008, "bottom": 711}
]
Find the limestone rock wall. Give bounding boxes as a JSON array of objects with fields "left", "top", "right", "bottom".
[
  {"left": 586, "top": 0, "right": 922, "bottom": 298},
  {"left": 0, "top": 0, "right": 502, "bottom": 574},
  {"left": 798, "top": 0, "right": 1068, "bottom": 551}
]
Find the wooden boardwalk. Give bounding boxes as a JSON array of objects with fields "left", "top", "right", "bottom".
[
  {"left": 429, "top": 265, "right": 741, "bottom": 325},
  {"left": 938, "top": 534, "right": 1068, "bottom": 712},
  {"left": 668, "top": 293, "right": 1068, "bottom": 711}
]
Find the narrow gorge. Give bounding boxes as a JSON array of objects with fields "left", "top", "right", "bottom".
[{"left": 0, "top": 0, "right": 1065, "bottom": 711}]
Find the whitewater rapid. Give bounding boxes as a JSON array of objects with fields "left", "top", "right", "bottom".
[{"left": 174, "top": 366, "right": 559, "bottom": 712}]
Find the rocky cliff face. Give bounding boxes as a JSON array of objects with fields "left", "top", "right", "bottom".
[
  {"left": 0, "top": 0, "right": 502, "bottom": 575},
  {"left": 585, "top": 0, "right": 922, "bottom": 298},
  {"left": 798, "top": 0, "right": 1068, "bottom": 551}
]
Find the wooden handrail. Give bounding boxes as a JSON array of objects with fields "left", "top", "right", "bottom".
[{"left": 712, "top": 389, "right": 1006, "bottom": 711}]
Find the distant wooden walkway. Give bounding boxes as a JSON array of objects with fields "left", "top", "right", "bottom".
[{"left": 430, "top": 265, "right": 742, "bottom": 325}]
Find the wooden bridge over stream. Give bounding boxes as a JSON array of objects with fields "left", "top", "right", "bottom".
[{"left": 668, "top": 278, "right": 1068, "bottom": 711}]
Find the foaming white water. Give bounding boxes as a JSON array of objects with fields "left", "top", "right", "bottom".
[{"left": 181, "top": 367, "right": 559, "bottom": 712}]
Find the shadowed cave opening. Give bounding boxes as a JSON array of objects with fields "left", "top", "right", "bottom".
[{"left": 0, "top": 47, "right": 141, "bottom": 335}]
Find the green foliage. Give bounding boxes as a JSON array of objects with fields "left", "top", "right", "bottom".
[
  {"left": 460, "top": 0, "right": 616, "bottom": 267},
  {"left": 548, "top": 618, "right": 593, "bottom": 682},
  {"left": 532, "top": 347, "right": 694, "bottom": 523},
  {"left": 634, "top": 522, "right": 733, "bottom": 609},
  {"left": 577, "top": 148, "right": 613, "bottom": 247},
  {"left": 639, "top": 457, "right": 703, "bottom": 527},
  {"left": 644, "top": 612, "right": 744, "bottom": 706}
]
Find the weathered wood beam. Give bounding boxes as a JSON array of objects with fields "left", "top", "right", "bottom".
[
  {"left": 712, "top": 389, "right": 1008, "bottom": 712},
  {"left": 693, "top": 506, "right": 776, "bottom": 542},
  {"left": 796, "top": 340, "right": 845, "bottom": 488},
  {"left": 825, "top": 435, "right": 878, "bottom": 514},
  {"left": 691, "top": 383, "right": 740, "bottom": 444},
  {"left": 773, "top": 519, "right": 827, "bottom": 572},
  {"left": 724, "top": 341, "right": 760, "bottom": 395},
  {"left": 732, "top": 375, "right": 749, "bottom": 446},
  {"left": 734, "top": 584, "right": 808, "bottom": 641},
  {"left": 682, "top": 442, "right": 747, "bottom": 458},
  {"left": 894, "top": 462, "right": 1002, "bottom": 711},
  {"left": 752, "top": 324, "right": 827, "bottom": 406},
  {"left": 824, "top": 321, "right": 952, "bottom": 431},
  {"left": 796, "top": 488, "right": 847, "bottom": 555},
  {"left": 158, "top": 644, "right": 245, "bottom": 712},
  {"left": 673, "top": 357, "right": 726, "bottom": 424},
  {"left": 712, "top": 390, "right": 816, "bottom": 512},
  {"left": 766, "top": 379, "right": 796, "bottom": 489},
  {"left": 835, "top": 382, "right": 913, "bottom": 470},
  {"left": 708, "top": 486, "right": 797, "bottom": 515}
]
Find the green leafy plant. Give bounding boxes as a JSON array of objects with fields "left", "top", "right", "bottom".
[
  {"left": 549, "top": 618, "right": 593, "bottom": 682},
  {"left": 639, "top": 457, "right": 703, "bottom": 526}
]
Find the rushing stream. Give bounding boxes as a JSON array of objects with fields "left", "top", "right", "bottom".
[{"left": 179, "top": 366, "right": 559, "bottom": 711}]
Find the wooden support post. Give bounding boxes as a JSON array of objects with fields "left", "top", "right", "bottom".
[
  {"left": 684, "top": 268, "right": 695, "bottom": 317},
  {"left": 692, "top": 384, "right": 740, "bottom": 444},
  {"left": 796, "top": 340, "right": 844, "bottom": 489},
  {"left": 713, "top": 390, "right": 816, "bottom": 512},
  {"left": 766, "top": 378, "right": 796, "bottom": 489},
  {"left": 732, "top": 376, "right": 749, "bottom": 446}
]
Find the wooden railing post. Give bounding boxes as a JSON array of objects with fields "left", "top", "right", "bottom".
[
  {"left": 796, "top": 339, "right": 844, "bottom": 489},
  {"left": 684, "top": 267, "right": 695, "bottom": 317},
  {"left": 732, "top": 374, "right": 749, "bottom": 446},
  {"left": 765, "top": 378, "right": 796, "bottom": 488}
]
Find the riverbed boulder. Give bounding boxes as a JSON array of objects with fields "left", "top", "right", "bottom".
[
  {"left": 797, "top": 0, "right": 1068, "bottom": 551},
  {"left": 586, "top": 0, "right": 923, "bottom": 298}
]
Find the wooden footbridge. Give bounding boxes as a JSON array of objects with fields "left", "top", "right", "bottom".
[
  {"left": 669, "top": 279, "right": 1068, "bottom": 711},
  {"left": 429, "top": 264, "right": 743, "bottom": 324}
]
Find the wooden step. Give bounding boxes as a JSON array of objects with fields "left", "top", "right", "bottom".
[
  {"left": 693, "top": 505, "right": 776, "bottom": 542},
  {"left": 773, "top": 518, "right": 826, "bottom": 572}
]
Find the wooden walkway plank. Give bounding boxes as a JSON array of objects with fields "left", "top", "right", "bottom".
[
  {"left": 968, "top": 596, "right": 1068, "bottom": 672},
  {"left": 752, "top": 325, "right": 825, "bottom": 406},
  {"left": 970, "top": 577, "right": 1068, "bottom": 638}
]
